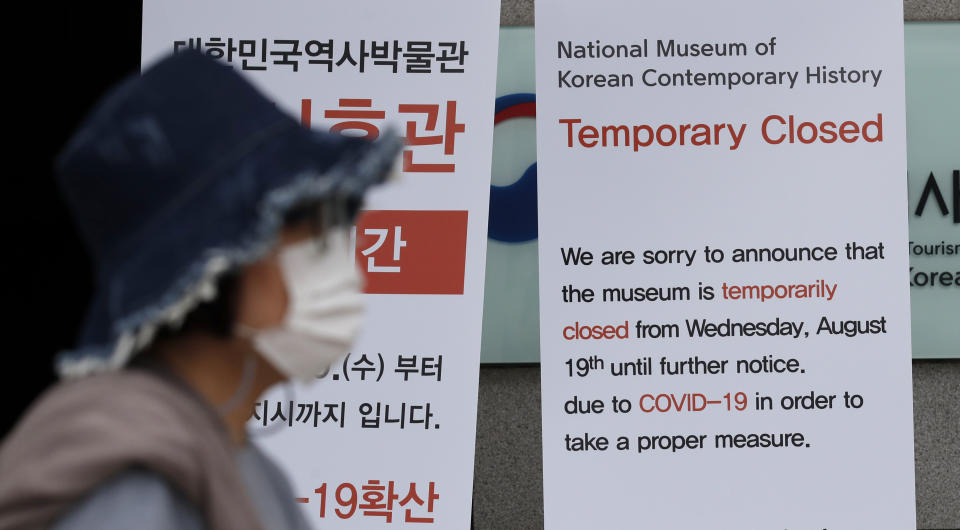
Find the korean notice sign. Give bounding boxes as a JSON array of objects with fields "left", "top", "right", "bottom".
[{"left": 143, "top": 1, "right": 500, "bottom": 527}]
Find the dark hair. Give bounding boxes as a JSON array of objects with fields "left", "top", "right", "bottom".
[
  {"left": 150, "top": 198, "right": 339, "bottom": 343},
  {"left": 149, "top": 271, "right": 240, "bottom": 344},
  {"left": 145, "top": 196, "right": 361, "bottom": 351},
  {"left": 282, "top": 196, "right": 360, "bottom": 235},
  {"left": 131, "top": 271, "right": 238, "bottom": 369},
  {"left": 182, "top": 272, "right": 239, "bottom": 337}
]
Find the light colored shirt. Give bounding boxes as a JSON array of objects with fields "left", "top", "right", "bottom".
[{"left": 53, "top": 443, "right": 311, "bottom": 530}]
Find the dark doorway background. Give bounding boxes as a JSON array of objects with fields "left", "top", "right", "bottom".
[{"left": 5, "top": 3, "right": 143, "bottom": 437}]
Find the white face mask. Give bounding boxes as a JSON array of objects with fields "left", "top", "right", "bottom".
[{"left": 238, "top": 228, "right": 364, "bottom": 383}]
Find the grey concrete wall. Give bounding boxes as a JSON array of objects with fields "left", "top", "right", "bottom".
[
  {"left": 904, "top": 0, "right": 960, "bottom": 20},
  {"left": 499, "top": 0, "right": 960, "bottom": 24},
  {"left": 473, "top": 361, "right": 960, "bottom": 529},
  {"left": 913, "top": 361, "right": 960, "bottom": 529}
]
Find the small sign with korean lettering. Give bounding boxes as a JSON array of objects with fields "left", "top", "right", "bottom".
[{"left": 355, "top": 210, "right": 468, "bottom": 294}]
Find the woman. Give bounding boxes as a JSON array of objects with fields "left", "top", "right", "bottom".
[{"left": 0, "top": 51, "right": 400, "bottom": 529}]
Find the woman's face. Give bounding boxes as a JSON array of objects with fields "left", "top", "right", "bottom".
[{"left": 232, "top": 223, "right": 316, "bottom": 331}]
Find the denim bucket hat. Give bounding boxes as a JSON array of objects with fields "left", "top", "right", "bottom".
[{"left": 55, "top": 51, "right": 402, "bottom": 377}]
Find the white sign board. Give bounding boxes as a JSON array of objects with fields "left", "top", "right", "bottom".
[
  {"left": 535, "top": 1, "right": 916, "bottom": 528},
  {"left": 143, "top": 2, "right": 500, "bottom": 527}
]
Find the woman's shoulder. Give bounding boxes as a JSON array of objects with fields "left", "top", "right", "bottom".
[
  {"left": 238, "top": 443, "right": 312, "bottom": 530},
  {"left": 53, "top": 468, "right": 205, "bottom": 530}
]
